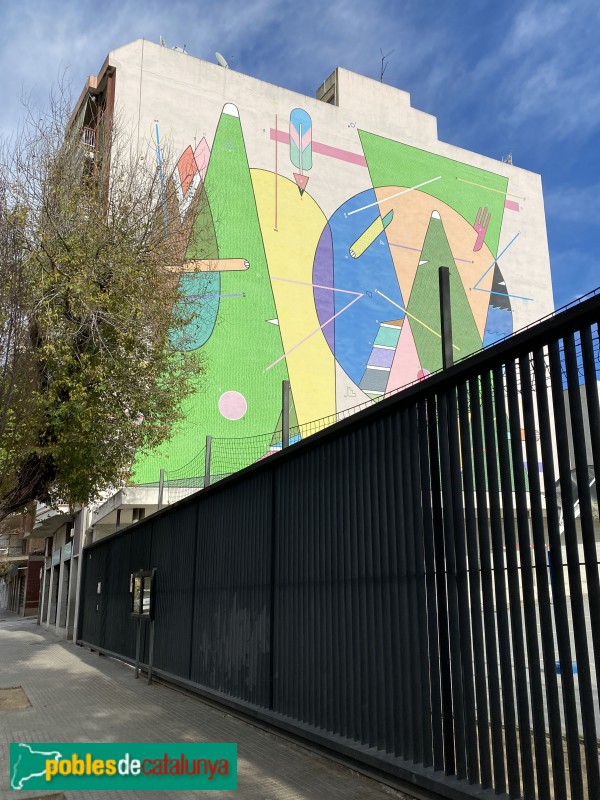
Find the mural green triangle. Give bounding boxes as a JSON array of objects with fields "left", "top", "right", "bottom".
[
  {"left": 185, "top": 182, "right": 218, "bottom": 261},
  {"left": 405, "top": 211, "right": 482, "bottom": 374},
  {"left": 133, "top": 103, "right": 288, "bottom": 483}
]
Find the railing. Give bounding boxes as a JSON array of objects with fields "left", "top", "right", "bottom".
[
  {"left": 81, "top": 126, "right": 96, "bottom": 149},
  {"left": 79, "top": 290, "right": 600, "bottom": 799}
]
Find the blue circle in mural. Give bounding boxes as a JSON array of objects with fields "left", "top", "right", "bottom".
[{"left": 313, "top": 189, "right": 404, "bottom": 388}]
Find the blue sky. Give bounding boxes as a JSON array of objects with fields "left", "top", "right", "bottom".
[{"left": 0, "top": 0, "right": 597, "bottom": 311}]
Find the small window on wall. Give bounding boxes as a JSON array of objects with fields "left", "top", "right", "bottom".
[{"left": 132, "top": 508, "right": 145, "bottom": 523}]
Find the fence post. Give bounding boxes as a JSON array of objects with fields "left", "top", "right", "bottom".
[
  {"left": 282, "top": 380, "right": 290, "bottom": 448},
  {"left": 157, "top": 468, "right": 165, "bottom": 510},
  {"left": 439, "top": 266, "right": 453, "bottom": 369},
  {"left": 204, "top": 435, "right": 212, "bottom": 488}
]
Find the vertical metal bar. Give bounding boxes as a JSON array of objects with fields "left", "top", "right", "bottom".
[
  {"left": 567, "top": 331, "right": 600, "bottom": 684},
  {"left": 357, "top": 425, "right": 370, "bottom": 746},
  {"left": 203, "top": 435, "right": 212, "bottom": 489},
  {"left": 445, "top": 384, "right": 478, "bottom": 784},
  {"left": 506, "top": 360, "right": 551, "bottom": 799},
  {"left": 493, "top": 364, "right": 534, "bottom": 797},
  {"left": 439, "top": 266, "right": 453, "bottom": 369},
  {"left": 282, "top": 380, "right": 290, "bottom": 449},
  {"left": 281, "top": 463, "right": 292, "bottom": 717},
  {"left": 408, "top": 403, "right": 433, "bottom": 766},
  {"left": 341, "top": 434, "right": 356, "bottom": 741},
  {"left": 519, "top": 353, "right": 566, "bottom": 799},
  {"left": 418, "top": 399, "right": 443, "bottom": 769},
  {"left": 157, "top": 468, "right": 165, "bottom": 511},
  {"left": 427, "top": 394, "right": 455, "bottom": 774},
  {"left": 187, "top": 501, "right": 201, "bottom": 683},
  {"left": 549, "top": 338, "right": 599, "bottom": 797},
  {"left": 292, "top": 459, "right": 302, "bottom": 722},
  {"left": 302, "top": 457, "right": 313, "bottom": 724},
  {"left": 457, "top": 381, "right": 492, "bottom": 789},
  {"left": 324, "top": 445, "right": 336, "bottom": 732},
  {"left": 581, "top": 325, "right": 600, "bottom": 517},
  {"left": 388, "top": 414, "right": 406, "bottom": 758},
  {"left": 437, "top": 390, "right": 467, "bottom": 779},
  {"left": 533, "top": 346, "right": 583, "bottom": 798},
  {"left": 401, "top": 407, "right": 421, "bottom": 763},
  {"left": 347, "top": 431, "right": 364, "bottom": 745},
  {"left": 378, "top": 417, "right": 396, "bottom": 753},
  {"left": 332, "top": 438, "right": 345, "bottom": 739},
  {"left": 394, "top": 412, "right": 412, "bottom": 758},
  {"left": 355, "top": 427, "right": 372, "bottom": 746},
  {"left": 329, "top": 439, "right": 342, "bottom": 738},
  {"left": 325, "top": 439, "right": 336, "bottom": 736},
  {"left": 147, "top": 619, "right": 155, "bottom": 685},
  {"left": 134, "top": 617, "right": 141, "bottom": 679},
  {"left": 368, "top": 422, "right": 387, "bottom": 750},
  {"left": 269, "top": 469, "right": 277, "bottom": 711},
  {"left": 481, "top": 370, "right": 521, "bottom": 797}
]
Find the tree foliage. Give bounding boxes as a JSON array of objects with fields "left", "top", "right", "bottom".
[{"left": 0, "top": 87, "right": 202, "bottom": 518}]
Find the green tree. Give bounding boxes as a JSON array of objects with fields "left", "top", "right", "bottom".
[{"left": 0, "top": 87, "right": 202, "bottom": 518}]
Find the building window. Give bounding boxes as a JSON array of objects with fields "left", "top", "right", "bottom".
[{"left": 132, "top": 508, "right": 146, "bottom": 523}]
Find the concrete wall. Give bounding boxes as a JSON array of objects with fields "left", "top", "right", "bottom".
[
  {"left": 101, "top": 40, "right": 553, "bottom": 481},
  {"left": 40, "top": 522, "right": 79, "bottom": 639}
]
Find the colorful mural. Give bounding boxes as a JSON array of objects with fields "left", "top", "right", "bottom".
[{"left": 132, "top": 101, "right": 523, "bottom": 483}]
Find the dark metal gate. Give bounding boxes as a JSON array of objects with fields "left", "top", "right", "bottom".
[{"left": 79, "top": 292, "right": 600, "bottom": 799}]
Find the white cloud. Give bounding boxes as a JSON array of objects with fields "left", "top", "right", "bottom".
[{"left": 475, "top": 1, "right": 600, "bottom": 141}]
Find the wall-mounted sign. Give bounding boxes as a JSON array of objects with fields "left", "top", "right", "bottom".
[
  {"left": 63, "top": 542, "right": 73, "bottom": 562},
  {"left": 51, "top": 548, "right": 61, "bottom": 566},
  {"left": 130, "top": 569, "right": 156, "bottom": 620}
]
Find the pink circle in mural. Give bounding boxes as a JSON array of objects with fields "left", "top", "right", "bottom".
[
  {"left": 218, "top": 391, "right": 247, "bottom": 420},
  {"left": 417, "top": 369, "right": 431, "bottom": 382}
]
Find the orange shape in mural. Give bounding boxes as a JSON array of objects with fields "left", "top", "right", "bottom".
[{"left": 375, "top": 187, "right": 495, "bottom": 339}]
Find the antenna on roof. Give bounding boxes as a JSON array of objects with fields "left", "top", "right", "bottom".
[
  {"left": 379, "top": 48, "right": 394, "bottom": 82},
  {"left": 502, "top": 152, "right": 513, "bottom": 165},
  {"left": 159, "top": 36, "right": 167, "bottom": 47},
  {"left": 215, "top": 52, "right": 229, "bottom": 68}
]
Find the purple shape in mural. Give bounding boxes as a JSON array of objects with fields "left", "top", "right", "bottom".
[
  {"left": 367, "top": 347, "right": 395, "bottom": 369},
  {"left": 313, "top": 224, "right": 335, "bottom": 354}
]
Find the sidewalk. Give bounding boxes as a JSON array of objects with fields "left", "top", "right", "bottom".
[{"left": 0, "top": 617, "right": 411, "bottom": 800}]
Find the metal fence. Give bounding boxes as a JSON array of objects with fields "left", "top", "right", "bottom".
[{"left": 78, "top": 291, "right": 600, "bottom": 800}]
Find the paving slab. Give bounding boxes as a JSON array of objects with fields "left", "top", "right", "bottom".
[{"left": 0, "top": 617, "right": 413, "bottom": 800}]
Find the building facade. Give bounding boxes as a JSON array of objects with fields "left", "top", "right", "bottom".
[
  {"left": 72, "top": 38, "right": 553, "bottom": 486},
  {"left": 0, "top": 512, "right": 44, "bottom": 617},
  {"left": 33, "top": 504, "right": 83, "bottom": 639}
]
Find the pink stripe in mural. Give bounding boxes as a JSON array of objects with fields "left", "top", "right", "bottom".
[
  {"left": 271, "top": 128, "right": 291, "bottom": 145},
  {"left": 269, "top": 129, "right": 367, "bottom": 167},
  {"left": 505, "top": 199, "right": 520, "bottom": 212},
  {"left": 313, "top": 141, "right": 367, "bottom": 166}
]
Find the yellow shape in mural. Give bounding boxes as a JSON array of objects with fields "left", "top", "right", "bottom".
[{"left": 252, "top": 169, "right": 335, "bottom": 425}]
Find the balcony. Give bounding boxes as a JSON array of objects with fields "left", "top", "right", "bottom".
[{"left": 81, "top": 126, "right": 96, "bottom": 149}]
